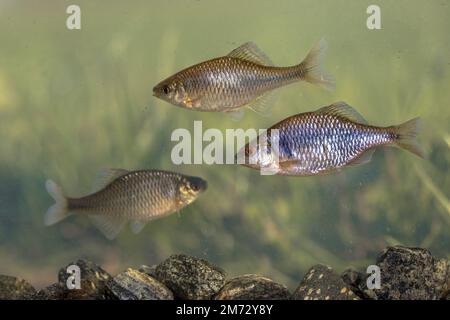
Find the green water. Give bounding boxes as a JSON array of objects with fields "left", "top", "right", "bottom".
[{"left": 0, "top": 0, "right": 449, "bottom": 289}]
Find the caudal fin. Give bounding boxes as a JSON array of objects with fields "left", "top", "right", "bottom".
[
  {"left": 300, "top": 38, "right": 335, "bottom": 91},
  {"left": 394, "top": 117, "right": 424, "bottom": 158},
  {"left": 44, "top": 179, "right": 70, "bottom": 226}
]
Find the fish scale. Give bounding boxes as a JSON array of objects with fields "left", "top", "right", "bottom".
[
  {"left": 69, "top": 171, "right": 182, "bottom": 219},
  {"left": 279, "top": 114, "right": 384, "bottom": 172},
  {"left": 178, "top": 58, "right": 283, "bottom": 110},
  {"left": 276, "top": 114, "right": 392, "bottom": 173}
]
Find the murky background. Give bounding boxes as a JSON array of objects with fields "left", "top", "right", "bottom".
[{"left": 0, "top": 0, "right": 448, "bottom": 289}]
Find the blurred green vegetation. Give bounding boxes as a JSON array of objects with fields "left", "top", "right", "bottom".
[{"left": 0, "top": 0, "right": 448, "bottom": 288}]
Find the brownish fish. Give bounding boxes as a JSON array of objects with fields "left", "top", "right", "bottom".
[
  {"left": 44, "top": 169, "right": 207, "bottom": 239},
  {"left": 237, "top": 102, "right": 423, "bottom": 176},
  {"left": 153, "top": 39, "right": 335, "bottom": 116}
]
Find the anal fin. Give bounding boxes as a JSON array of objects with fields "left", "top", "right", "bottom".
[
  {"left": 226, "top": 109, "right": 245, "bottom": 122},
  {"left": 246, "top": 91, "right": 277, "bottom": 117},
  {"left": 89, "top": 214, "right": 127, "bottom": 240},
  {"left": 130, "top": 220, "right": 147, "bottom": 234}
]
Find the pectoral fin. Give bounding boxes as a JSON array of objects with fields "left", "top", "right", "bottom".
[{"left": 278, "top": 160, "right": 301, "bottom": 172}]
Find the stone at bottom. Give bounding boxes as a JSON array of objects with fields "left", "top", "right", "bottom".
[
  {"left": 292, "top": 264, "right": 359, "bottom": 300},
  {"left": 214, "top": 274, "right": 290, "bottom": 300},
  {"left": 0, "top": 275, "right": 36, "bottom": 299},
  {"left": 370, "top": 246, "right": 449, "bottom": 300},
  {"left": 155, "top": 254, "right": 226, "bottom": 300},
  {"left": 106, "top": 268, "right": 173, "bottom": 300}
]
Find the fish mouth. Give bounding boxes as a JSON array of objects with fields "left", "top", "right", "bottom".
[
  {"left": 199, "top": 178, "right": 208, "bottom": 192},
  {"left": 152, "top": 86, "right": 158, "bottom": 97},
  {"left": 200, "top": 179, "right": 208, "bottom": 191},
  {"left": 189, "top": 176, "right": 208, "bottom": 193}
]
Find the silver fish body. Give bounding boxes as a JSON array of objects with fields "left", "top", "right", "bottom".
[
  {"left": 239, "top": 102, "right": 423, "bottom": 176},
  {"left": 153, "top": 39, "right": 334, "bottom": 113},
  {"left": 155, "top": 57, "right": 301, "bottom": 112}
]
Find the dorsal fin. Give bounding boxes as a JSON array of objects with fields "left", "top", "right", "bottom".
[
  {"left": 227, "top": 42, "right": 274, "bottom": 66},
  {"left": 91, "top": 168, "right": 129, "bottom": 193},
  {"left": 317, "top": 102, "right": 367, "bottom": 124}
]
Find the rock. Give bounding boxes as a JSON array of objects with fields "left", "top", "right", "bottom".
[
  {"left": 371, "top": 246, "right": 449, "bottom": 300},
  {"left": 106, "top": 268, "right": 173, "bottom": 300},
  {"left": 214, "top": 274, "right": 290, "bottom": 300},
  {"left": 292, "top": 264, "right": 359, "bottom": 300},
  {"left": 341, "top": 268, "right": 364, "bottom": 290},
  {"left": 341, "top": 268, "right": 377, "bottom": 300},
  {"left": 57, "top": 259, "right": 111, "bottom": 300},
  {"left": 138, "top": 265, "right": 157, "bottom": 278},
  {"left": 155, "top": 254, "right": 226, "bottom": 300},
  {"left": 0, "top": 275, "right": 36, "bottom": 299},
  {"left": 33, "top": 283, "right": 66, "bottom": 300}
]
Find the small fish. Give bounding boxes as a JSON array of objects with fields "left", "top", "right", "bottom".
[
  {"left": 153, "top": 39, "right": 335, "bottom": 116},
  {"left": 237, "top": 102, "right": 424, "bottom": 176},
  {"left": 44, "top": 169, "right": 207, "bottom": 239}
]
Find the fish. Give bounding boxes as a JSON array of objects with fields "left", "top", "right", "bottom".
[
  {"left": 237, "top": 102, "right": 424, "bottom": 176},
  {"left": 44, "top": 169, "right": 207, "bottom": 239},
  {"left": 153, "top": 39, "right": 335, "bottom": 117}
]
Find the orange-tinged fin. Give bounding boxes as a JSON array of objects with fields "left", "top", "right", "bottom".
[
  {"left": 317, "top": 102, "right": 367, "bottom": 124},
  {"left": 44, "top": 179, "right": 71, "bottom": 226},
  {"left": 227, "top": 42, "right": 274, "bottom": 66},
  {"left": 300, "top": 38, "right": 335, "bottom": 91},
  {"left": 279, "top": 160, "right": 299, "bottom": 171},
  {"left": 279, "top": 160, "right": 340, "bottom": 176},
  {"left": 394, "top": 117, "right": 424, "bottom": 158}
]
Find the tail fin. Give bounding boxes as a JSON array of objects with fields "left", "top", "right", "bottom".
[
  {"left": 299, "top": 38, "right": 335, "bottom": 91},
  {"left": 394, "top": 117, "right": 424, "bottom": 158},
  {"left": 44, "top": 179, "right": 70, "bottom": 226}
]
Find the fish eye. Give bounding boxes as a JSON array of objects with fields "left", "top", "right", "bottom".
[
  {"left": 191, "top": 183, "right": 199, "bottom": 192},
  {"left": 162, "top": 85, "right": 170, "bottom": 95}
]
